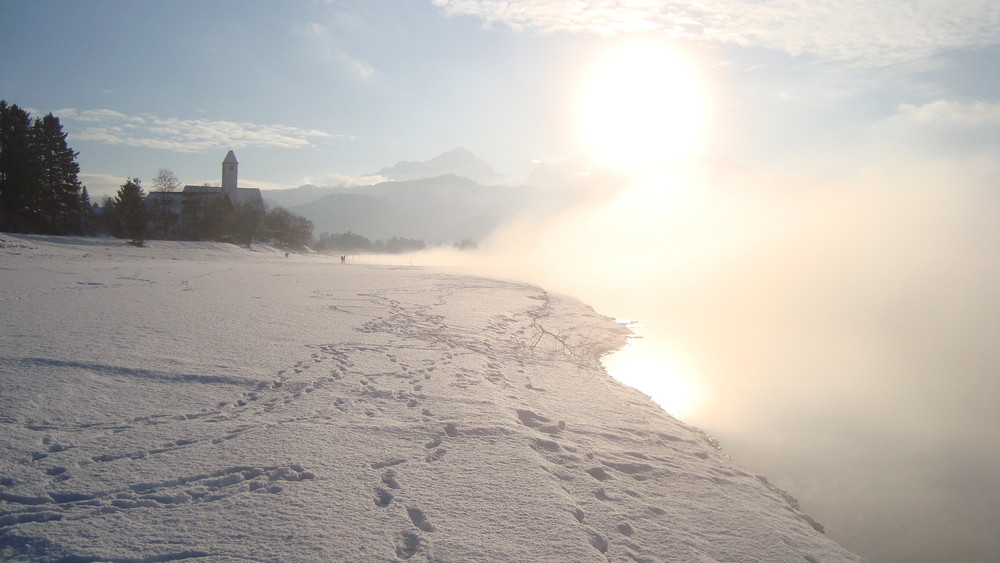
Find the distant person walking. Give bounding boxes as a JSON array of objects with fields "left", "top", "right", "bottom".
[{"left": 340, "top": 255, "right": 346, "bottom": 264}]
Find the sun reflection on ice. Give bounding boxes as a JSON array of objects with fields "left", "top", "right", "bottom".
[{"left": 602, "top": 321, "right": 705, "bottom": 420}]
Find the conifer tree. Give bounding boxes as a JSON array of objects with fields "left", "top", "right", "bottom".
[
  {"left": 114, "top": 177, "right": 146, "bottom": 245},
  {"left": 0, "top": 101, "right": 87, "bottom": 234},
  {"left": 0, "top": 101, "right": 41, "bottom": 232},
  {"left": 33, "top": 113, "right": 85, "bottom": 233},
  {"left": 79, "top": 186, "right": 97, "bottom": 235}
]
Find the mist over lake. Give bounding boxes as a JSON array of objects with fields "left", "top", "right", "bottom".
[{"left": 462, "top": 157, "right": 1000, "bottom": 562}]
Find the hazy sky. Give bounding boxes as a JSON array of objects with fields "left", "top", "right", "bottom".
[
  {"left": 2, "top": 0, "right": 997, "bottom": 197},
  {"left": 4, "top": 1, "right": 1000, "bottom": 561}
]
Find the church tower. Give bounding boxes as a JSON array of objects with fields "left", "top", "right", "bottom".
[{"left": 222, "top": 150, "right": 238, "bottom": 200}]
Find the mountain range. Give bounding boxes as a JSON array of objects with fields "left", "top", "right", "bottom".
[{"left": 261, "top": 148, "right": 599, "bottom": 244}]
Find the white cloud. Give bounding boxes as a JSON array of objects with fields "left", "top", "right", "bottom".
[
  {"left": 77, "top": 109, "right": 129, "bottom": 122},
  {"left": 892, "top": 99, "right": 1000, "bottom": 127},
  {"left": 54, "top": 109, "right": 343, "bottom": 152},
  {"left": 434, "top": 0, "right": 1000, "bottom": 67},
  {"left": 78, "top": 172, "right": 128, "bottom": 200},
  {"left": 299, "top": 173, "right": 389, "bottom": 187},
  {"left": 337, "top": 50, "right": 376, "bottom": 79},
  {"left": 295, "top": 21, "right": 376, "bottom": 79},
  {"left": 867, "top": 99, "right": 1000, "bottom": 160},
  {"left": 300, "top": 21, "right": 329, "bottom": 37}
]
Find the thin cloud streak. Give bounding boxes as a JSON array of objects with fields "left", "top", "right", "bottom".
[
  {"left": 53, "top": 109, "right": 343, "bottom": 153},
  {"left": 892, "top": 99, "right": 1000, "bottom": 126},
  {"left": 295, "top": 21, "right": 377, "bottom": 80},
  {"left": 434, "top": 0, "right": 1000, "bottom": 66},
  {"left": 298, "top": 173, "right": 391, "bottom": 187},
  {"left": 870, "top": 99, "right": 1000, "bottom": 157}
]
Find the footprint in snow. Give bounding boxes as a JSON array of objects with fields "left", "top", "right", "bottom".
[
  {"left": 406, "top": 507, "right": 435, "bottom": 532},
  {"left": 585, "top": 527, "right": 609, "bottom": 553},
  {"left": 381, "top": 469, "right": 400, "bottom": 489},
  {"left": 395, "top": 531, "right": 423, "bottom": 560},
  {"left": 373, "top": 487, "right": 394, "bottom": 507},
  {"left": 594, "top": 487, "right": 614, "bottom": 501},
  {"left": 515, "top": 409, "right": 565, "bottom": 434},
  {"left": 371, "top": 457, "right": 407, "bottom": 470},
  {"left": 425, "top": 448, "right": 447, "bottom": 463},
  {"left": 586, "top": 467, "right": 613, "bottom": 481}
]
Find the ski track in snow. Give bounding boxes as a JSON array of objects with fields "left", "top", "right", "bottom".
[{"left": 0, "top": 235, "right": 862, "bottom": 562}]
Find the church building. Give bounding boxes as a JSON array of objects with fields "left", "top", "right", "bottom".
[{"left": 145, "top": 150, "right": 264, "bottom": 240}]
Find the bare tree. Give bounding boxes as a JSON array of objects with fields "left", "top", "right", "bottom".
[{"left": 152, "top": 168, "right": 181, "bottom": 192}]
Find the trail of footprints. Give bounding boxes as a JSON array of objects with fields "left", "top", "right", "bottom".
[
  {"left": 366, "top": 419, "right": 462, "bottom": 559},
  {"left": 510, "top": 400, "right": 735, "bottom": 561},
  {"left": 9, "top": 342, "right": 361, "bottom": 481},
  {"left": 3, "top": 294, "right": 494, "bottom": 561},
  {"left": 0, "top": 464, "right": 315, "bottom": 528},
  {"left": 360, "top": 397, "right": 678, "bottom": 560},
  {"left": 4, "top": 286, "right": 679, "bottom": 560}
]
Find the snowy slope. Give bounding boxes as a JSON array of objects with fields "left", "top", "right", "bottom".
[{"left": 0, "top": 235, "right": 862, "bottom": 562}]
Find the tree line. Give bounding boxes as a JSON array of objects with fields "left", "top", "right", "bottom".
[
  {"left": 0, "top": 100, "right": 314, "bottom": 248},
  {"left": 314, "top": 231, "right": 427, "bottom": 254},
  {"left": 114, "top": 177, "right": 313, "bottom": 248},
  {"left": 1, "top": 99, "right": 472, "bottom": 254},
  {"left": 0, "top": 101, "right": 93, "bottom": 234}
]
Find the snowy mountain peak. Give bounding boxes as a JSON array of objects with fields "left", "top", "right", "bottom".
[{"left": 377, "top": 147, "right": 503, "bottom": 185}]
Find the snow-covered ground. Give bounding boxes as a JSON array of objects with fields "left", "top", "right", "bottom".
[{"left": 0, "top": 234, "right": 862, "bottom": 562}]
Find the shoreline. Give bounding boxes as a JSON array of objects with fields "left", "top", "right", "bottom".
[{"left": 0, "top": 233, "right": 861, "bottom": 561}]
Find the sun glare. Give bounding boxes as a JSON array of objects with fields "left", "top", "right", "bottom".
[{"left": 577, "top": 40, "right": 708, "bottom": 170}]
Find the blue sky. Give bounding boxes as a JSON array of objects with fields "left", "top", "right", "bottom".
[{"left": 2, "top": 0, "right": 999, "bottom": 198}]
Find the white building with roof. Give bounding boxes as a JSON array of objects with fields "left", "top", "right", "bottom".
[{"left": 145, "top": 151, "right": 264, "bottom": 240}]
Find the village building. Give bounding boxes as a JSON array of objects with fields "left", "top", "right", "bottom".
[{"left": 145, "top": 150, "right": 264, "bottom": 240}]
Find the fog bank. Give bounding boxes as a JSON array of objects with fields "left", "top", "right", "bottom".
[{"left": 406, "top": 156, "right": 999, "bottom": 562}]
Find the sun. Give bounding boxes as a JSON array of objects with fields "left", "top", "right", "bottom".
[{"left": 576, "top": 40, "right": 708, "bottom": 170}]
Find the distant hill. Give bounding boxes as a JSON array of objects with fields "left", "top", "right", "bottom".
[
  {"left": 262, "top": 184, "right": 339, "bottom": 209},
  {"left": 264, "top": 148, "right": 602, "bottom": 244},
  {"left": 290, "top": 175, "right": 542, "bottom": 243},
  {"left": 262, "top": 148, "right": 508, "bottom": 211}
]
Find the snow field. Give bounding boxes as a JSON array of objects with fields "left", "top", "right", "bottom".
[{"left": 0, "top": 235, "right": 862, "bottom": 561}]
